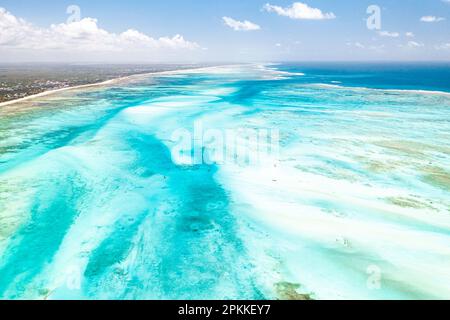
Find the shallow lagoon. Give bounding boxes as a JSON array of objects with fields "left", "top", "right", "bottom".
[{"left": 0, "top": 64, "right": 449, "bottom": 299}]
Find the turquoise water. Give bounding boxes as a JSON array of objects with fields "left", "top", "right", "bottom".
[{"left": 0, "top": 64, "right": 449, "bottom": 299}]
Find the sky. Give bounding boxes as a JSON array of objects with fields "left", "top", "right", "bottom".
[{"left": 0, "top": 0, "right": 449, "bottom": 62}]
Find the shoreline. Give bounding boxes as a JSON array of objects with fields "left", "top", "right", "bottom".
[
  {"left": 0, "top": 64, "right": 236, "bottom": 108},
  {"left": 3, "top": 64, "right": 450, "bottom": 108}
]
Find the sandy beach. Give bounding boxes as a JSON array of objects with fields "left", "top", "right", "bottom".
[{"left": 0, "top": 65, "right": 234, "bottom": 109}]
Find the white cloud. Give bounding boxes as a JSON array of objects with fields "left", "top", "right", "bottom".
[
  {"left": 378, "top": 31, "right": 400, "bottom": 38},
  {"left": 0, "top": 7, "right": 199, "bottom": 54},
  {"left": 222, "top": 17, "right": 261, "bottom": 31},
  {"left": 263, "top": 2, "right": 336, "bottom": 20},
  {"left": 420, "top": 16, "right": 445, "bottom": 22},
  {"left": 406, "top": 41, "right": 424, "bottom": 48},
  {"left": 368, "top": 44, "right": 385, "bottom": 51},
  {"left": 435, "top": 43, "right": 450, "bottom": 50},
  {"left": 347, "top": 42, "right": 385, "bottom": 51},
  {"left": 405, "top": 32, "right": 415, "bottom": 38}
]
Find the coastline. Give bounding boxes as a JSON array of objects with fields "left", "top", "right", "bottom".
[{"left": 0, "top": 64, "right": 234, "bottom": 108}]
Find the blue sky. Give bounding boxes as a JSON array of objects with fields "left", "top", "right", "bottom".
[{"left": 0, "top": 0, "right": 449, "bottom": 62}]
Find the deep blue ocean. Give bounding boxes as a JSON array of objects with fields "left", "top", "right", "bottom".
[{"left": 277, "top": 62, "right": 450, "bottom": 92}]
